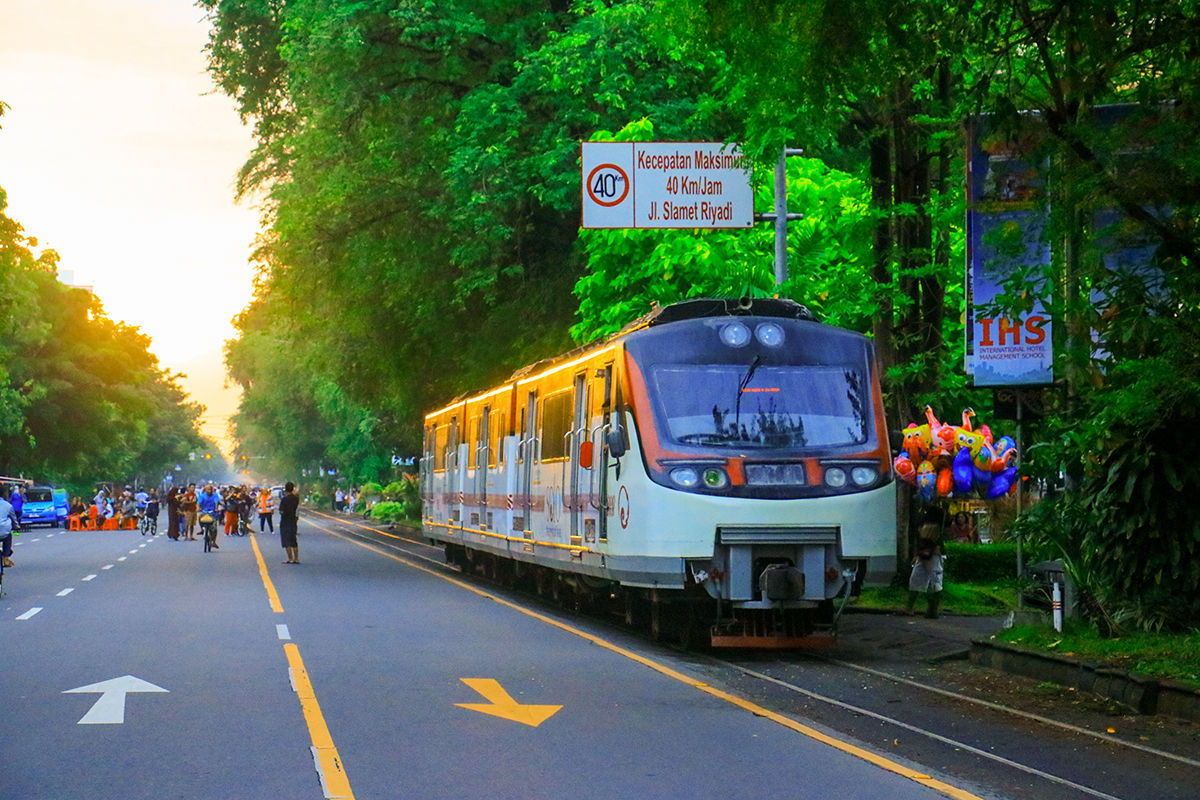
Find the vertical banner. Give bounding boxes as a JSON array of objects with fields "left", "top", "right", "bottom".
[{"left": 965, "top": 117, "right": 1054, "bottom": 386}]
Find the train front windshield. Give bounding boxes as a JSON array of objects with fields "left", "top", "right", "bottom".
[
  {"left": 623, "top": 315, "right": 882, "bottom": 460},
  {"left": 650, "top": 365, "right": 869, "bottom": 450}
]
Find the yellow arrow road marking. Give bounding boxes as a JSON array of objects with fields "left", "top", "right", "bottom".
[
  {"left": 455, "top": 678, "right": 562, "bottom": 727},
  {"left": 309, "top": 515, "right": 983, "bottom": 800}
]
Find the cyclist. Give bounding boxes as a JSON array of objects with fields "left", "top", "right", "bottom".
[
  {"left": 141, "top": 489, "right": 159, "bottom": 536},
  {"left": 196, "top": 484, "right": 221, "bottom": 548}
]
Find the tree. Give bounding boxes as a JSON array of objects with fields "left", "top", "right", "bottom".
[{"left": 0, "top": 185, "right": 207, "bottom": 490}]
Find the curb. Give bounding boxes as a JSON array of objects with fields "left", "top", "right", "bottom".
[{"left": 970, "top": 638, "right": 1200, "bottom": 723}]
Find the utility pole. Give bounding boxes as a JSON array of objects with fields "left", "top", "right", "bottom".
[{"left": 755, "top": 147, "right": 805, "bottom": 287}]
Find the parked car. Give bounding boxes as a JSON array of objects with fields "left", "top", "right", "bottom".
[{"left": 21, "top": 486, "right": 69, "bottom": 528}]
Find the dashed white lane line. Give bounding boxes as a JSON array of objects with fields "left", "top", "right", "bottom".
[
  {"left": 102, "top": 565, "right": 114, "bottom": 570},
  {"left": 117, "top": 557, "right": 127, "bottom": 562},
  {"left": 16, "top": 607, "right": 42, "bottom": 620},
  {"left": 128, "top": 549, "right": 138, "bottom": 554},
  {"left": 82, "top": 574, "right": 97, "bottom": 581},
  {"left": 276, "top": 624, "right": 291, "bottom": 640},
  {"left": 57, "top": 587, "right": 75, "bottom": 597}
]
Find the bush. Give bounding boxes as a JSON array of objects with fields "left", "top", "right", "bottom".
[
  {"left": 944, "top": 542, "right": 1019, "bottom": 582},
  {"left": 370, "top": 501, "right": 404, "bottom": 524},
  {"left": 381, "top": 481, "right": 405, "bottom": 500},
  {"left": 359, "top": 481, "right": 383, "bottom": 499}
]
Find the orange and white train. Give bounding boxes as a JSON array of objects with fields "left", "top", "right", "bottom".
[{"left": 421, "top": 298, "right": 896, "bottom": 646}]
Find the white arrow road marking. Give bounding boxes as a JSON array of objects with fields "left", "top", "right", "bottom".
[{"left": 64, "top": 675, "right": 168, "bottom": 724}]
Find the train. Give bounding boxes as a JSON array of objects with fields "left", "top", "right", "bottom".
[{"left": 420, "top": 297, "right": 896, "bottom": 647}]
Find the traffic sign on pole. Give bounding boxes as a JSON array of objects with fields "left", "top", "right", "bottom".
[{"left": 581, "top": 142, "right": 752, "bottom": 229}]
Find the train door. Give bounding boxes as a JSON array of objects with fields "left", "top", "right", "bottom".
[
  {"left": 447, "top": 416, "right": 460, "bottom": 527},
  {"left": 476, "top": 406, "right": 490, "bottom": 529},
  {"left": 592, "top": 363, "right": 615, "bottom": 542},
  {"left": 568, "top": 372, "right": 590, "bottom": 545},
  {"left": 517, "top": 391, "right": 537, "bottom": 535}
]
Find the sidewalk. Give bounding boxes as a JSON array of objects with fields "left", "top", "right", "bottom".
[{"left": 834, "top": 608, "right": 1007, "bottom": 666}]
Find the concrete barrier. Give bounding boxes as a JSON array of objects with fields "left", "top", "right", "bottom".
[{"left": 970, "top": 638, "right": 1200, "bottom": 722}]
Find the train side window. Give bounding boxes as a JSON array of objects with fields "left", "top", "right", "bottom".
[
  {"left": 541, "top": 389, "right": 571, "bottom": 461},
  {"left": 490, "top": 411, "right": 506, "bottom": 468},
  {"left": 467, "top": 412, "right": 481, "bottom": 469},
  {"left": 448, "top": 417, "right": 459, "bottom": 469},
  {"left": 433, "top": 425, "right": 446, "bottom": 471}
]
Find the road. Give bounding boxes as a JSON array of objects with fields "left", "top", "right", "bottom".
[{"left": 1, "top": 512, "right": 1196, "bottom": 800}]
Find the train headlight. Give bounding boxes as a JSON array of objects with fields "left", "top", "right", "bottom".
[
  {"left": 850, "top": 466, "right": 878, "bottom": 487},
  {"left": 719, "top": 322, "right": 752, "bottom": 348},
  {"left": 669, "top": 467, "right": 700, "bottom": 488},
  {"left": 824, "top": 467, "right": 847, "bottom": 488},
  {"left": 702, "top": 467, "right": 729, "bottom": 489},
  {"left": 755, "top": 322, "right": 785, "bottom": 348}
]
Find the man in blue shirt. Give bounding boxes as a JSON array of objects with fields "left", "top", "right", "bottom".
[
  {"left": 9, "top": 485, "right": 24, "bottom": 527},
  {"left": 1, "top": 487, "right": 19, "bottom": 567}
]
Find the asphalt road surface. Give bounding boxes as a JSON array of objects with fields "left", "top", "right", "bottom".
[{"left": 2, "top": 512, "right": 1196, "bottom": 800}]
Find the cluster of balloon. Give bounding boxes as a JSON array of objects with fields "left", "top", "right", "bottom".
[{"left": 893, "top": 406, "right": 1019, "bottom": 503}]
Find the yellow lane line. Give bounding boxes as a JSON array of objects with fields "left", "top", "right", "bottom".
[
  {"left": 284, "top": 643, "right": 355, "bottom": 800},
  {"left": 304, "top": 515, "right": 983, "bottom": 800},
  {"left": 249, "top": 532, "right": 284, "bottom": 613}
]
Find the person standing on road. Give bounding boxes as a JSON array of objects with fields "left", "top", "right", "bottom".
[
  {"left": 279, "top": 482, "right": 300, "bottom": 564},
  {"left": 1, "top": 486, "right": 19, "bottom": 568},
  {"left": 165, "top": 486, "right": 181, "bottom": 539},
  {"left": 907, "top": 517, "right": 945, "bottom": 618},
  {"left": 9, "top": 484, "right": 24, "bottom": 528},
  {"left": 257, "top": 487, "right": 275, "bottom": 533},
  {"left": 223, "top": 488, "right": 241, "bottom": 535},
  {"left": 180, "top": 484, "right": 199, "bottom": 540}
]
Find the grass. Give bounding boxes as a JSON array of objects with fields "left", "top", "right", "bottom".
[
  {"left": 853, "top": 579, "right": 1021, "bottom": 616},
  {"left": 855, "top": 578, "right": 1200, "bottom": 688},
  {"left": 995, "top": 623, "right": 1200, "bottom": 688}
]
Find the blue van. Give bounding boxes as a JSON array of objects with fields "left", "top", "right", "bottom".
[{"left": 21, "top": 486, "right": 69, "bottom": 528}]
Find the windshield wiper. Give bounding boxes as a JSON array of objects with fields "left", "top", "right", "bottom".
[{"left": 734, "top": 355, "right": 762, "bottom": 437}]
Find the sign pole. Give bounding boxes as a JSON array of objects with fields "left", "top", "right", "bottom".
[
  {"left": 774, "top": 151, "right": 788, "bottom": 286},
  {"left": 758, "top": 147, "right": 805, "bottom": 287}
]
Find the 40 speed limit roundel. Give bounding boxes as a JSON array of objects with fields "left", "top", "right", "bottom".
[{"left": 586, "top": 163, "right": 629, "bottom": 207}]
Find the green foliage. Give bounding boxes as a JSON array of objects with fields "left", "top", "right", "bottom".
[
  {"left": 997, "top": 624, "right": 1200, "bottom": 688},
  {"left": 943, "top": 543, "right": 1018, "bottom": 583},
  {"left": 0, "top": 187, "right": 204, "bottom": 485},
  {"left": 381, "top": 481, "right": 406, "bottom": 501},
  {"left": 369, "top": 501, "right": 404, "bottom": 524}
]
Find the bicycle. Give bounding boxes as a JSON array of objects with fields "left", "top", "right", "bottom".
[
  {"left": 139, "top": 510, "right": 158, "bottom": 536},
  {"left": 199, "top": 513, "right": 218, "bottom": 552}
]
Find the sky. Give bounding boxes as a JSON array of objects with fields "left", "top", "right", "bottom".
[{"left": 0, "top": 0, "right": 259, "bottom": 453}]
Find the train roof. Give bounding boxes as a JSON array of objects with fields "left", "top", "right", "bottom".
[
  {"left": 428, "top": 298, "right": 820, "bottom": 416},
  {"left": 507, "top": 297, "right": 816, "bottom": 382}
]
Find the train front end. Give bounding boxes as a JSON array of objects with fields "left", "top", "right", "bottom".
[{"left": 619, "top": 301, "right": 895, "bottom": 646}]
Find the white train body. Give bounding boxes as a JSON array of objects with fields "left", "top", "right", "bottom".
[{"left": 422, "top": 299, "right": 896, "bottom": 644}]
